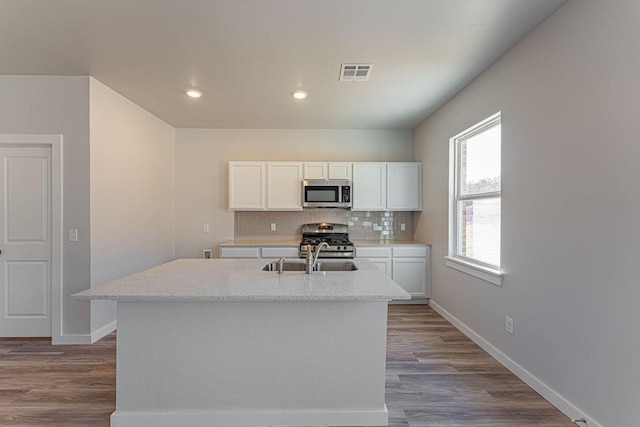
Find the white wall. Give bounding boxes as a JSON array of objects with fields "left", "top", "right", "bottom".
[
  {"left": 0, "top": 76, "right": 91, "bottom": 336},
  {"left": 175, "top": 129, "right": 413, "bottom": 257},
  {"left": 89, "top": 78, "right": 175, "bottom": 334},
  {"left": 414, "top": 1, "right": 639, "bottom": 425}
]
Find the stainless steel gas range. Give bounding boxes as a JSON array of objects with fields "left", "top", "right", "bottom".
[{"left": 298, "top": 223, "right": 354, "bottom": 258}]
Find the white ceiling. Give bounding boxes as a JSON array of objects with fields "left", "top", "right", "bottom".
[{"left": 0, "top": 0, "right": 566, "bottom": 129}]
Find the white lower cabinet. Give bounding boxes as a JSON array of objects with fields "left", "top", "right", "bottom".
[
  {"left": 367, "top": 258, "right": 392, "bottom": 275},
  {"left": 218, "top": 247, "right": 261, "bottom": 258},
  {"left": 260, "top": 247, "right": 300, "bottom": 258},
  {"left": 221, "top": 243, "right": 430, "bottom": 303},
  {"left": 392, "top": 258, "right": 427, "bottom": 298},
  {"left": 356, "top": 244, "right": 429, "bottom": 303},
  {"left": 219, "top": 246, "right": 299, "bottom": 259}
]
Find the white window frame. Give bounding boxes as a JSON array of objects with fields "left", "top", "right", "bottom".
[{"left": 446, "top": 112, "right": 503, "bottom": 286}]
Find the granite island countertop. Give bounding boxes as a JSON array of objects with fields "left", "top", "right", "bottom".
[{"left": 73, "top": 258, "right": 410, "bottom": 302}]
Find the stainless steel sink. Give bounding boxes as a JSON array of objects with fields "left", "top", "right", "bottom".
[
  {"left": 262, "top": 261, "right": 358, "bottom": 272},
  {"left": 262, "top": 261, "right": 306, "bottom": 272},
  {"left": 314, "top": 261, "right": 358, "bottom": 271}
]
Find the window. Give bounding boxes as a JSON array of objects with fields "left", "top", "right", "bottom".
[{"left": 447, "top": 112, "right": 503, "bottom": 285}]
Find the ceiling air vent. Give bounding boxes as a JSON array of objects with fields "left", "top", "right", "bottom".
[{"left": 339, "top": 63, "right": 373, "bottom": 81}]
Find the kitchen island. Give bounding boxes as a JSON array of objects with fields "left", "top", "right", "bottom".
[{"left": 74, "top": 258, "right": 410, "bottom": 427}]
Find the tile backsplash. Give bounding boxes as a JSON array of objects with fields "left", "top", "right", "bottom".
[{"left": 235, "top": 210, "right": 415, "bottom": 241}]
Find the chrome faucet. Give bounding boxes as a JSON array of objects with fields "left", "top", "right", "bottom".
[
  {"left": 305, "top": 242, "right": 329, "bottom": 274},
  {"left": 277, "top": 256, "right": 286, "bottom": 274}
]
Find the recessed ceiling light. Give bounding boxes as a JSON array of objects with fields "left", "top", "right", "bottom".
[
  {"left": 186, "top": 89, "right": 203, "bottom": 98},
  {"left": 292, "top": 90, "right": 308, "bottom": 100}
]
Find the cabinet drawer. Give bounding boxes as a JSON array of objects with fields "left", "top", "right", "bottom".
[
  {"left": 392, "top": 246, "right": 427, "bottom": 258},
  {"left": 356, "top": 247, "right": 392, "bottom": 258},
  {"left": 219, "top": 247, "right": 260, "bottom": 258},
  {"left": 261, "top": 247, "right": 300, "bottom": 258}
]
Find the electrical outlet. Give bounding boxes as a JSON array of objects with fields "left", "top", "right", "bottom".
[
  {"left": 203, "top": 224, "right": 209, "bottom": 233},
  {"left": 202, "top": 249, "right": 212, "bottom": 259},
  {"left": 506, "top": 316, "right": 514, "bottom": 334},
  {"left": 270, "top": 223, "right": 277, "bottom": 231}
]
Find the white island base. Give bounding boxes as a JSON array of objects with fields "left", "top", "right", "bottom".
[{"left": 112, "top": 300, "right": 390, "bottom": 427}]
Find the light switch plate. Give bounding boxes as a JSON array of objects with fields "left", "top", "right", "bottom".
[{"left": 68, "top": 229, "right": 78, "bottom": 242}]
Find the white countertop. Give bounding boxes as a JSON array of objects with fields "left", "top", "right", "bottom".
[
  {"left": 219, "top": 240, "right": 429, "bottom": 247},
  {"left": 73, "top": 258, "right": 411, "bottom": 302},
  {"left": 351, "top": 240, "right": 428, "bottom": 246},
  {"left": 219, "top": 240, "right": 300, "bottom": 247}
]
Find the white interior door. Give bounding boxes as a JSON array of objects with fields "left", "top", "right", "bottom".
[{"left": 0, "top": 146, "right": 51, "bottom": 337}]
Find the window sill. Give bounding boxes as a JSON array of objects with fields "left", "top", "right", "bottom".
[{"left": 445, "top": 256, "right": 503, "bottom": 287}]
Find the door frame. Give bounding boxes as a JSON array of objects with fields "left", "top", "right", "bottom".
[{"left": 0, "top": 134, "right": 62, "bottom": 342}]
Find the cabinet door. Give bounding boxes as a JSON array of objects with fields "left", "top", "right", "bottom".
[
  {"left": 228, "top": 162, "right": 266, "bottom": 210},
  {"left": 352, "top": 163, "right": 387, "bottom": 211},
  {"left": 387, "top": 162, "right": 422, "bottom": 211},
  {"left": 303, "top": 162, "right": 328, "bottom": 180},
  {"left": 356, "top": 246, "right": 392, "bottom": 258},
  {"left": 328, "top": 162, "right": 352, "bottom": 180},
  {"left": 366, "top": 258, "right": 392, "bottom": 276},
  {"left": 219, "top": 247, "right": 260, "bottom": 258},
  {"left": 261, "top": 247, "right": 300, "bottom": 258},
  {"left": 392, "top": 258, "right": 427, "bottom": 298},
  {"left": 267, "top": 163, "right": 303, "bottom": 210}
]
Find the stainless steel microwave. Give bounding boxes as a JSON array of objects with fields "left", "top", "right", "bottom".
[{"left": 302, "top": 180, "right": 352, "bottom": 209}]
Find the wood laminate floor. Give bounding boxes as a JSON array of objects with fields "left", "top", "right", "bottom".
[{"left": 0, "top": 305, "right": 574, "bottom": 426}]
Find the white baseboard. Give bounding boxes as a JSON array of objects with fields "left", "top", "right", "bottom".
[
  {"left": 91, "top": 320, "right": 117, "bottom": 343},
  {"left": 50, "top": 320, "right": 117, "bottom": 345},
  {"left": 428, "top": 300, "right": 601, "bottom": 427},
  {"left": 52, "top": 334, "right": 92, "bottom": 345},
  {"left": 111, "top": 407, "right": 388, "bottom": 427},
  {"left": 391, "top": 298, "right": 428, "bottom": 305}
]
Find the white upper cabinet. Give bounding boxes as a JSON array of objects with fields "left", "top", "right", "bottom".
[
  {"left": 228, "top": 162, "right": 266, "bottom": 210},
  {"left": 303, "top": 162, "right": 352, "bottom": 180},
  {"left": 230, "top": 161, "right": 420, "bottom": 211},
  {"left": 267, "top": 162, "right": 303, "bottom": 210},
  {"left": 352, "top": 163, "right": 387, "bottom": 211},
  {"left": 303, "top": 162, "right": 328, "bottom": 180},
  {"left": 229, "top": 162, "right": 302, "bottom": 211},
  {"left": 353, "top": 162, "right": 422, "bottom": 211},
  {"left": 387, "top": 163, "right": 422, "bottom": 211},
  {"left": 328, "top": 162, "right": 352, "bottom": 180}
]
